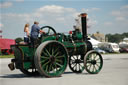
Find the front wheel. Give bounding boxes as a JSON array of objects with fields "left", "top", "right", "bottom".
[
  {"left": 69, "top": 55, "right": 84, "bottom": 73},
  {"left": 84, "top": 50, "right": 103, "bottom": 74}
]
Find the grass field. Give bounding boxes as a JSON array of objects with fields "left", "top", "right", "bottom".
[{"left": 0, "top": 54, "right": 14, "bottom": 58}]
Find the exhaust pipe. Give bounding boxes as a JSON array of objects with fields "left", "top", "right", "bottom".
[{"left": 80, "top": 13, "right": 89, "bottom": 41}]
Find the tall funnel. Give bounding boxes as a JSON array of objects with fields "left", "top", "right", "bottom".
[{"left": 80, "top": 13, "right": 88, "bottom": 41}]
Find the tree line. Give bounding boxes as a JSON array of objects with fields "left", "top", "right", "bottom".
[{"left": 106, "top": 32, "right": 128, "bottom": 43}]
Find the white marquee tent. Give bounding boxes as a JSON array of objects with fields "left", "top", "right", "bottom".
[{"left": 89, "top": 37, "right": 101, "bottom": 47}]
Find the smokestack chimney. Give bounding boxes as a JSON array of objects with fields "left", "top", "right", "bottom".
[{"left": 80, "top": 13, "right": 88, "bottom": 41}]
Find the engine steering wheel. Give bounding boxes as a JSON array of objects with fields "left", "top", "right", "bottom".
[{"left": 40, "top": 26, "right": 57, "bottom": 36}]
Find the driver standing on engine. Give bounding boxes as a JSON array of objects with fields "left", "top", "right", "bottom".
[{"left": 30, "top": 21, "right": 44, "bottom": 48}]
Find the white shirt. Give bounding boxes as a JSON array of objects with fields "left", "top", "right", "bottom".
[{"left": 24, "top": 27, "right": 29, "bottom": 38}]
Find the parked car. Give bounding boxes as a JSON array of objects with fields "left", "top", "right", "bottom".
[
  {"left": 94, "top": 48, "right": 106, "bottom": 54},
  {"left": 119, "top": 47, "right": 128, "bottom": 53},
  {"left": 119, "top": 43, "right": 128, "bottom": 53},
  {"left": 98, "top": 43, "right": 120, "bottom": 53}
]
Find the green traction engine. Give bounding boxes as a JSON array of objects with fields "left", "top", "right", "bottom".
[{"left": 8, "top": 13, "right": 103, "bottom": 77}]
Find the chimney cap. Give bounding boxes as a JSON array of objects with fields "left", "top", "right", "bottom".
[{"left": 80, "top": 13, "right": 87, "bottom": 17}]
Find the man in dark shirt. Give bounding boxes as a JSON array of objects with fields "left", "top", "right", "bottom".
[
  {"left": 31, "top": 22, "right": 40, "bottom": 39},
  {"left": 30, "top": 21, "right": 44, "bottom": 47}
]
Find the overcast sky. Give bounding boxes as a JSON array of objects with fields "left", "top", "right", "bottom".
[{"left": 0, "top": 0, "right": 128, "bottom": 39}]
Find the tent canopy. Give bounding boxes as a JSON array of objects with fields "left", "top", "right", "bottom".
[
  {"left": 89, "top": 38, "right": 101, "bottom": 47},
  {"left": 0, "top": 39, "right": 15, "bottom": 49}
]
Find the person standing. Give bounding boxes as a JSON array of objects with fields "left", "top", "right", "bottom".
[
  {"left": 30, "top": 21, "right": 44, "bottom": 47},
  {"left": 24, "top": 23, "right": 30, "bottom": 44}
]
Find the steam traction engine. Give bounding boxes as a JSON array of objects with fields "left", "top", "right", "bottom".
[{"left": 8, "top": 13, "right": 103, "bottom": 77}]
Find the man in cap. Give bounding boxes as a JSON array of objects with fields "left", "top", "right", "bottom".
[{"left": 30, "top": 21, "right": 44, "bottom": 47}]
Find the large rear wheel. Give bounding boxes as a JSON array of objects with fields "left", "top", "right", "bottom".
[{"left": 35, "top": 41, "right": 68, "bottom": 77}]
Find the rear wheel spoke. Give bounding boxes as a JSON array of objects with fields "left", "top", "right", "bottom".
[
  {"left": 54, "top": 62, "right": 58, "bottom": 71},
  {"left": 41, "top": 60, "right": 47, "bottom": 64},
  {"left": 42, "top": 61, "right": 50, "bottom": 67},
  {"left": 42, "top": 51, "right": 49, "bottom": 57},
  {"left": 56, "top": 55, "right": 65, "bottom": 58},
  {"left": 45, "top": 65, "right": 48, "bottom": 72},
  {"left": 54, "top": 52, "right": 60, "bottom": 57},
  {"left": 52, "top": 65, "right": 55, "bottom": 73},
  {"left": 48, "top": 64, "right": 52, "bottom": 72},
  {"left": 56, "top": 59, "right": 62, "bottom": 63},
  {"left": 53, "top": 47, "right": 59, "bottom": 56},
  {"left": 56, "top": 63, "right": 63, "bottom": 68},
  {"left": 41, "top": 56, "right": 49, "bottom": 59},
  {"left": 45, "top": 48, "right": 51, "bottom": 56}
]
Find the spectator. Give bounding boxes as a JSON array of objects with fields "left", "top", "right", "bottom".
[{"left": 24, "top": 23, "right": 30, "bottom": 44}]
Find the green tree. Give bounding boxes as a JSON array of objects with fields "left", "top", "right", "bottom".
[
  {"left": 122, "top": 32, "right": 128, "bottom": 38},
  {"left": 105, "top": 33, "right": 128, "bottom": 43}
]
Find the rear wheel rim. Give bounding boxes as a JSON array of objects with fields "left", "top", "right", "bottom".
[{"left": 35, "top": 41, "right": 68, "bottom": 77}]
